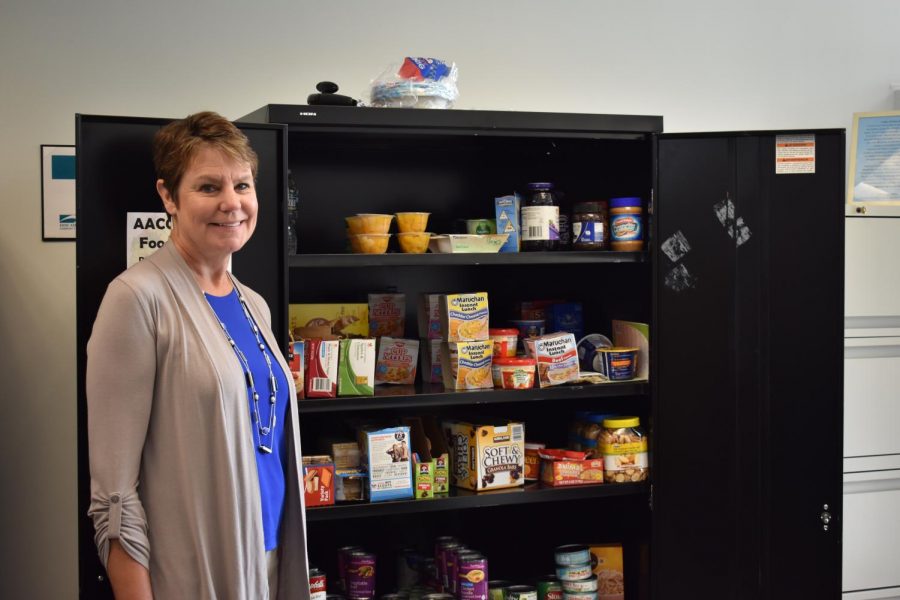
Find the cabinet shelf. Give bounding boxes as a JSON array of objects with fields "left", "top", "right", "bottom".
[
  {"left": 296, "top": 380, "right": 648, "bottom": 413},
  {"left": 306, "top": 481, "right": 649, "bottom": 521},
  {"left": 288, "top": 251, "right": 646, "bottom": 269}
]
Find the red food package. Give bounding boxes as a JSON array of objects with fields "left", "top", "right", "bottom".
[
  {"left": 304, "top": 339, "right": 338, "bottom": 398},
  {"left": 302, "top": 456, "right": 335, "bottom": 507}
]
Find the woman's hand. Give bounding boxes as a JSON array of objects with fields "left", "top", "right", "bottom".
[{"left": 107, "top": 540, "right": 153, "bottom": 600}]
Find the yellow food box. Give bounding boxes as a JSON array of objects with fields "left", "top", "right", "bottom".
[
  {"left": 444, "top": 420, "right": 525, "bottom": 491},
  {"left": 439, "top": 292, "right": 490, "bottom": 342},
  {"left": 289, "top": 303, "right": 369, "bottom": 338},
  {"left": 440, "top": 340, "right": 493, "bottom": 390},
  {"left": 590, "top": 544, "right": 625, "bottom": 600}
]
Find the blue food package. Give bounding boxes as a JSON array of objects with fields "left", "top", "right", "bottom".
[
  {"left": 358, "top": 426, "right": 414, "bottom": 502},
  {"left": 398, "top": 57, "right": 452, "bottom": 81},
  {"left": 547, "top": 302, "right": 584, "bottom": 341},
  {"left": 495, "top": 193, "right": 521, "bottom": 253}
]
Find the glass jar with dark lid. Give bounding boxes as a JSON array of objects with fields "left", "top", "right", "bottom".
[{"left": 571, "top": 201, "right": 608, "bottom": 250}]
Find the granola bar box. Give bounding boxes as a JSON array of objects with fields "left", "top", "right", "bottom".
[{"left": 443, "top": 420, "right": 525, "bottom": 491}]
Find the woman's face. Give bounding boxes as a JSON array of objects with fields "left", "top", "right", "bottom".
[{"left": 158, "top": 145, "right": 258, "bottom": 267}]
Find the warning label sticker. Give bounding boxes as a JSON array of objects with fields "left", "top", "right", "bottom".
[{"left": 776, "top": 134, "right": 815, "bottom": 174}]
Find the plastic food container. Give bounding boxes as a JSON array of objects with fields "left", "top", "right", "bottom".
[
  {"left": 491, "top": 357, "right": 536, "bottom": 389},
  {"left": 594, "top": 347, "right": 638, "bottom": 380},
  {"left": 601, "top": 416, "right": 649, "bottom": 483},
  {"left": 576, "top": 334, "right": 613, "bottom": 372},
  {"left": 488, "top": 328, "right": 519, "bottom": 358},
  {"left": 609, "top": 197, "right": 643, "bottom": 251},
  {"left": 356, "top": 213, "right": 394, "bottom": 234},
  {"left": 396, "top": 212, "right": 430, "bottom": 233},
  {"left": 465, "top": 219, "right": 496, "bottom": 234},
  {"left": 524, "top": 442, "right": 545, "bottom": 481},
  {"left": 428, "top": 234, "right": 509, "bottom": 254},
  {"left": 397, "top": 231, "right": 432, "bottom": 253},
  {"left": 349, "top": 233, "right": 391, "bottom": 254},
  {"left": 345, "top": 215, "right": 366, "bottom": 235}
]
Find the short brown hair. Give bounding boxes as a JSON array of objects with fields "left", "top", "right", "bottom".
[{"left": 153, "top": 111, "right": 258, "bottom": 201}]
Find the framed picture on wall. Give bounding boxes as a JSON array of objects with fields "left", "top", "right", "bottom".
[
  {"left": 847, "top": 110, "right": 900, "bottom": 206},
  {"left": 41, "top": 144, "right": 76, "bottom": 240}
]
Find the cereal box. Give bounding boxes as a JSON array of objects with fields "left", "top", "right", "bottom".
[
  {"left": 421, "top": 339, "right": 443, "bottom": 384},
  {"left": 440, "top": 340, "right": 493, "bottom": 390},
  {"left": 526, "top": 332, "right": 579, "bottom": 388},
  {"left": 338, "top": 339, "right": 376, "bottom": 396},
  {"left": 590, "top": 544, "right": 624, "bottom": 599},
  {"left": 417, "top": 293, "right": 444, "bottom": 340},
  {"left": 358, "top": 426, "right": 413, "bottom": 502},
  {"left": 288, "top": 340, "right": 305, "bottom": 399},
  {"left": 290, "top": 303, "right": 369, "bottom": 338},
  {"left": 305, "top": 339, "right": 339, "bottom": 398},
  {"left": 495, "top": 194, "right": 521, "bottom": 253},
  {"left": 538, "top": 449, "right": 604, "bottom": 487},
  {"left": 375, "top": 338, "right": 419, "bottom": 385},
  {"left": 369, "top": 293, "right": 406, "bottom": 338},
  {"left": 302, "top": 455, "right": 335, "bottom": 507},
  {"left": 439, "top": 292, "right": 490, "bottom": 342},
  {"left": 443, "top": 420, "right": 525, "bottom": 491}
]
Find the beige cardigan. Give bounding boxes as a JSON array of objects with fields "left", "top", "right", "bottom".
[{"left": 87, "top": 243, "right": 310, "bottom": 600}]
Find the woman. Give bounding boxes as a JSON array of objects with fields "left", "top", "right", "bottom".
[{"left": 87, "top": 112, "right": 310, "bottom": 599}]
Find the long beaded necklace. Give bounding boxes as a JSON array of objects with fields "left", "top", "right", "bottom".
[{"left": 205, "top": 276, "right": 278, "bottom": 454}]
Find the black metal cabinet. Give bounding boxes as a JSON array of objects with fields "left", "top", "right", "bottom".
[{"left": 75, "top": 107, "right": 843, "bottom": 599}]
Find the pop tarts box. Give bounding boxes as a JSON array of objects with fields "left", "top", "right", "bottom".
[{"left": 495, "top": 194, "right": 521, "bottom": 253}]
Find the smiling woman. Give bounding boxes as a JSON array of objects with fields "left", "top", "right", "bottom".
[{"left": 86, "top": 112, "right": 311, "bottom": 600}]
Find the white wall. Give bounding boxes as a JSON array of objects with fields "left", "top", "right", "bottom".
[{"left": 2, "top": 0, "right": 898, "bottom": 596}]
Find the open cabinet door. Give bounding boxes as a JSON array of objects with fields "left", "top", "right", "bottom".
[
  {"left": 75, "top": 115, "right": 287, "bottom": 598},
  {"left": 655, "top": 131, "right": 843, "bottom": 599}
]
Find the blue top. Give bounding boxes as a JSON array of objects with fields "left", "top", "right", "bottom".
[
  {"left": 610, "top": 196, "right": 642, "bottom": 208},
  {"left": 206, "top": 289, "right": 288, "bottom": 551}
]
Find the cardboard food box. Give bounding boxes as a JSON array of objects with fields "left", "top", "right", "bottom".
[
  {"left": 368, "top": 293, "right": 406, "bottom": 338},
  {"left": 444, "top": 420, "right": 525, "bottom": 491},
  {"left": 417, "top": 293, "right": 444, "bottom": 340},
  {"left": 331, "top": 441, "right": 361, "bottom": 470},
  {"left": 338, "top": 339, "right": 376, "bottom": 396},
  {"left": 547, "top": 302, "right": 585, "bottom": 342},
  {"left": 612, "top": 320, "right": 649, "bottom": 380},
  {"left": 423, "top": 416, "right": 451, "bottom": 494},
  {"left": 288, "top": 340, "right": 305, "bottom": 399},
  {"left": 526, "top": 332, "right": 579, "bottom": 388},
  {"left": 335, "top": 468, "right": 367, "bottom": 502},
  {"left": 441, "top": 340, "right": 493, "bottom": 390},
  {"left": 403, "top": 416, "right": 451, "bottom": 498},
  {"left": 375, "top": 338, "right": 419, "bottom": 385},
  {"left": 304, "top": 339, "right": 339, "bottom": 398},
  {"left": 495, "top": 194, "right": 521, "bottom": 253},
  {"left": 421, "top": 339, "right": 443, "bottom": 384},
  {"left": 302, "top": 455, "right": 335, "bottom": 507},
  {"left": 439, "top": 292, "right": 490, "bottom": 342},
  {"left": 358, "top": 426, "right": 414, "bottom": 502},
  {"left": 538, "top": 449, "right": 605, "bottom": 487},
  {"left": 289, "top": 303, "right": 369, "bottom": 338},
  {"left": 590, "top": 544, "right": 625, "bottom": 600}
]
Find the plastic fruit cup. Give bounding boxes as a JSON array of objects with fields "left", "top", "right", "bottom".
[
  {"left": 397, "top": 231, "right": 432, "bottom": 253},
  {"left": 355, "top": 213, "right": 393, "bottom": 234},
  {"left": 349, "top": 233, "right": 391, "bottom": 254},
  {"left": 345, "top": 215, "right": 366, "bottom": 235},
  {"left": 395, "top": 212, "right": 430, "bottom": 233}
]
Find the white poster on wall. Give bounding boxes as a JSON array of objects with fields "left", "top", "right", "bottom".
[
  {"left": 41, "top": 145, "right": 76, "bottom": 240},
  {"left": 126, "top": 212, "right": 172, "bottom": 268}
]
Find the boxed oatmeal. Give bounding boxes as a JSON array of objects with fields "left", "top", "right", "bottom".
[
  {"left": 358, "top": 425, "right": 413, "bottom": 502},
  {"left": 441, "top": 340, "right": 493, "bottom": 390},
  {"left": 368, "top": 293, "right": 406, "bottom": 338},
  {"left": 374, "top": 338, "right": 419, "bottom": 385},
  {"left": 443, "top": 420, "right": 525, "bottom": 491},
  {"left": 526, "top": 332, "right": 579, "bottom": 388},
  {"left": 590, "top": 544, "right": 624, "bottom": 600},
  {"left": 439, "top": 292, "right": 490, "bottom": 342}
]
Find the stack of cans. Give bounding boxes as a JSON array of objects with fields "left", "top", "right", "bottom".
[{"left": 553, "top": 546, "right": 597, "bottom": 600}]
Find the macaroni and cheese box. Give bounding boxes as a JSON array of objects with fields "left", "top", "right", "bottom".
[
  {"left": 590, "top": 544, "right": 625, "bottom": 599},
  {"left": 525, "top": 332, "right": 579, "bottom": 388},
  {"left": 368, "top": 293, "right": 406, "bottom": 338},
  {"left": 444, "top": 420, "right": 525, "bottom": 491},
  {"left": 417, "top": 293, "right": 444, "bottom": 340},
  {"left": 439, "top": 292, "right": 490, "bottom": 342},
  {"left": 421, "top": 339, "right": 443, "bottom": 384},
  {"left": 495, "top": 194, "right": 521, "bottom": 253},
  {"left": 338, "top": 339, "right": 376, "bottom": 396},
  {"left": 375, "top": 338, "right": 419, "bottom": 385},
  {"left": 302, "top": 455, "right": 335, "bottom": 507},
  {"left": 441, "top": 340, "right": 493, "bottom": 390},
  {"left": 358, "top": 426, "right": 413, "bottom": 502},
  {"left": 304, "top": 339, "right": 339, "bottom": 398},
  {"left": 290, "top": 303, "right": 369, "bottom": 338}
]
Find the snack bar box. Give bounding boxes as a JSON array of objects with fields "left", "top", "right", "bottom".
[{"left": 444, "top": 420, "right": 525, "bottom": 491}]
